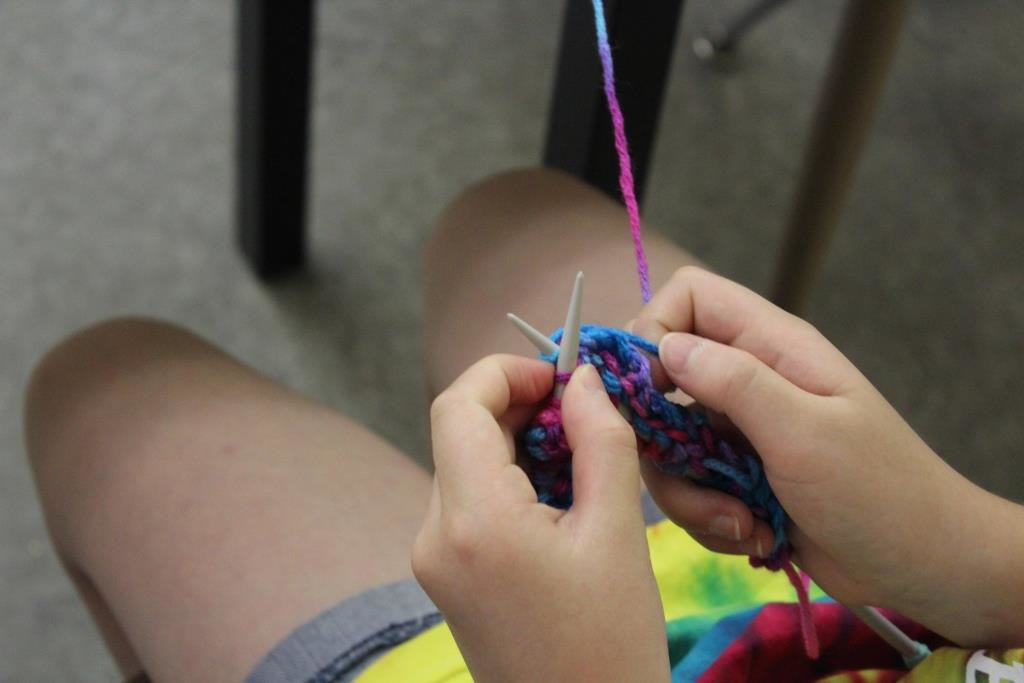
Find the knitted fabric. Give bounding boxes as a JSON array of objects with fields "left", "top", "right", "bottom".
[
  {"left": 522, "top": 326, "right": 790, "bottom": 565},
  {"left": 519, "top": 326, "right": 818, "bottom": 657},
  {"left": 516, "top": 0, "right": 820, "bottom": 658}
]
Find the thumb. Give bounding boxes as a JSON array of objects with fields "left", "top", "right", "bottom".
[
  {"left": 658, "top": 333, "right": 811, "bottom": 451},
  {"left": 561, "top": 364, "right": 642, "bottom": 523}
]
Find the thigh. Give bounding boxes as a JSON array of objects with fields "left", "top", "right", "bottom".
[
  {"left": 424, "top": 168, "right": 703, "bottom": 392},
  {"left": 26, "top": 319, "right": 432, "bottom": 682}
]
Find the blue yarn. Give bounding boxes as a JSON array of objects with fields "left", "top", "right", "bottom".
[{"left": 522, "top": 325, "right": 791, "bottom": 562}]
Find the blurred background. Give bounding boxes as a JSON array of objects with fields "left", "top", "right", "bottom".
[{"left": 1, "top": 0, "right": 1021, "bottom": 679}]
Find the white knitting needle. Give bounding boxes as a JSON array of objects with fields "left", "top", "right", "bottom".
[
  {"left": 554, "top": 272, "right": 584, "bottom": 399},
  {"left": 511, "top": 307, "right": 629, "bottom": 412},
  {"left": 506, "top": 313, "right": 559, "bottom": 355},
  {"left": 509, "top": 272, "right": 640, "bottom": 421},
  {"left": 506, "top": 273, "right": 583, "bottom": 399},
  {"left": 849, "top": 606, "right": 930, "bottom": 667}
]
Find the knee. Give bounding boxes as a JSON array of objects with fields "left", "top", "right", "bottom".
[
  {"left": 426, "top": 168, "right": 598, "bottom": 256},
  {"left": 24, "top": 316, "right": 200, "bottom": 478},
  {"left": 448, "top": 167, "right": 590, "bottom": 209}
]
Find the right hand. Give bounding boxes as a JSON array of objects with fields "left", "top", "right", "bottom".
[{"left": 631, "top": 266, "right": 1024, "bottom": 647}]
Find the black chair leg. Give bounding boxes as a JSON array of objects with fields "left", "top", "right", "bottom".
[
  {"left": 543, "top": 0, "right": 685, "bottom": 204},
  {"left": 236, "top": 0, "right": 315, "bottom": 279}
]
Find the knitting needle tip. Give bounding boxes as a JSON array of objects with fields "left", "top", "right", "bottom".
[
  {"left": 554, "top": 272, "right": 584, "bottom": 398},
  {"left": 847, "top": 605, "right": 930, "bottom": 667},
  {"left": 507, "top": 313, "right": 559, "bottom": 355}
]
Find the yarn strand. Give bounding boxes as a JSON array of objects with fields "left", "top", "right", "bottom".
[
  {"left": 783, "top": 563, "right": 820, "bottom": 659},
  {"left": 591, "top": 0, "right": 652, "bottom": 303},
  {"left": 518, "top": 1, "right": 822, "bottom": 659},
  {"left": 521, "top": 326, "right": 819, "bottom": 658}
]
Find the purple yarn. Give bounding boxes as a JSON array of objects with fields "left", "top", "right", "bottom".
[
  {"left": 592, "top": 0, "right": 652, "bottom": 303},
  {"left": 521, "top": 325, "right": 791, "bottom": 567}
]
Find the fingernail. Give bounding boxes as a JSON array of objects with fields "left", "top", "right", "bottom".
[
  {"left": 755, "top": 537, "right": 767, "bottom": 558},
  {"left": 660, "top": 333, "right": 701, "bottom": 374},
  {"left": 709, "top": 515, "right": 740, "bottom": 541},
  {"left": 578, "top": 364, "right": 604, "bottom": 393}
]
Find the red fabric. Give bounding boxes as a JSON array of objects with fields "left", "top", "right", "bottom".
[{"left": 697, "top": 603, "right": 942, "bottom": 682}]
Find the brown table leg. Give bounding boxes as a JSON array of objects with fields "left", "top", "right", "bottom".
[{"left": 771, "top": 0, "right": 912, "bottom": 313}]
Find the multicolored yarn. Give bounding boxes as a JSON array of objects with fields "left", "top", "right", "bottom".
[
  {"left": 522, "top": 326, "right": 790, "bottom": 562},
  {"left": 516, "top": 0, "right": 820, "bottom": 659},
  {"left": 592, "top": 0, "right": 652, "bottom": 303},
  {"left": 520, "top": 327, "right": 817, "bottom": 658}
]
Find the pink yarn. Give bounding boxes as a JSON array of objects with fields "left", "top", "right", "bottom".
[
  {"left": 585, "top": 0, "right": 818, "bottom": 658},
  {"left": 592, "top": 0, "right": 652, "bottom": 303}
]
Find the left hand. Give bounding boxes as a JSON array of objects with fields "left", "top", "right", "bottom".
[{"left": 413, "top": 355, "right": 670, "bottom": 682}]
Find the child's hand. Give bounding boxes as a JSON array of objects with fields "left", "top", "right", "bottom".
[
  {"left": 414, "top": 355, "right": 670, "bottom": 682},
  {"left": 632, "top": 266, "right": 1024, "bottom": 646}
]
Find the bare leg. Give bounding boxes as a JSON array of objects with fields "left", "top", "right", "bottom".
[
  {"left": 25, "top": 319, "right": 431, "bottom": 682},
  {"left": 25, "top": 168, "right": 701, "bottom": 681},
  {"left": 424, "top": 168, "right": 702, "bottom": 391}
]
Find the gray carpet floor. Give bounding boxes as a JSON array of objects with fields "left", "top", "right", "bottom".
[{"left": 2, "top": 1, "right": 1022, "bottom": 680}]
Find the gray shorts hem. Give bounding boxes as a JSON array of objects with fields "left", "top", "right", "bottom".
[
  {"left": 246, "top": 579, "right": 441, "bottom": 683},
  {"left": 246, "top": 493, "right": 664, "bottom": 683}
]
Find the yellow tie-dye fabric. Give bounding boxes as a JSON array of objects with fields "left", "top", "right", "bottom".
[
  {"left": 817, "top": 648, "right": 1024, "bottom": 682},
  {"left": 357, "top": 519, "right": 820, "bottom": 682},
  {"left": 357, "top": 518, "right": 1023, "bottom": 682}
]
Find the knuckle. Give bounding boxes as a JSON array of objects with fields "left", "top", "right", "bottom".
[
  {"left": 480, "top": 353, "right": 505, "bottom": 370},
  {"left": 410, "top": 529, "right": 439, "bottom": 586},
  {"left": 722, "top": 354, "right": 761, "bottom": 402},
  {"left": 794, "top": 316, "right": 820, "bottom": 338},
  {"left": 442, "top": 513, "right": 489, "bottom": 565},
  {"left": 474, "top": 354, "right": 505, "bottom": 382},
  {"left": 593, "top": 420, "right": 638, "bottom": 454},
  {"left": 671, "top": 264, "right": 705, "bottom": 285},
  {"left": 821, "top": 395, "right": 865, "bottom": 437},
  {"left": 429, "top": 391, "right": 463, "bottom": 424},
  {"left": 413, "top": 512, "right": 495, "bottom": 585},
  {"left": 793, "top": 317, "right": 826, "bottom": 347}
]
